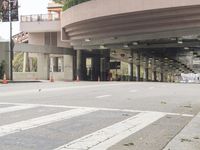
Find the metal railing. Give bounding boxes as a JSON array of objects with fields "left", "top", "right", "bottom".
[{"left": 21, "top": 13, "right": 60, "bottom": 22}]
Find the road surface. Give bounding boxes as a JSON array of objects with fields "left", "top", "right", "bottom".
[{"left": 0, "top": 81, "right": 199, "bottom": 150}]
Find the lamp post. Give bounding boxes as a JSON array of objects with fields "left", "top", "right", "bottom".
[{"left": 9, "top": 0, "right": 13, "bottom": 80}]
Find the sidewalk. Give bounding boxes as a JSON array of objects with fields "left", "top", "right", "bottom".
[{"left": 163, "top": 112, "right": 200, "bottom": 150}]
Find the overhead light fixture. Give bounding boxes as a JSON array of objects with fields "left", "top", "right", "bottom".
[
  {"left": 132, "top": 41, "right": 138, "bottom": 45},
  {"left": 170, "top": 37, "right": 176, "bottom": 41},
  {"left": 85, "top": 38, "right": 91, "bottom": 42},
  {"left": 100, "top": 45, "right": 107, "bottom": 49},
  {"left": 177, "top": 39, "right": 183, "bottom": 44},
  {"left": 123, "top": 44, "right": 129, "bottom": 48}
]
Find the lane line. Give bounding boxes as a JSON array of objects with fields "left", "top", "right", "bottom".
[
  {"left": 0, "top": 102, "right": 194, "bottom": 117},
  {"left": 54, "top": 112, "right": 165, "bottom": 150},
  {"left": 96, "top": 95, "right": 111, "bottom": 99},
  {"left": 0, "top": 105, "right": 38, "bottom": 114},
  {"left": 0, "top": 108, "right": 97, "bottom": 137}
]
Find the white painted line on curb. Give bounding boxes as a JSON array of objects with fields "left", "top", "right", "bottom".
[
  {"left": 0, "top": 108, "right": 97, "bottom": 137},
  {"left": 54, "top": 112, "right": 165, "bottom": 150},
  {"left": 96, "top": 95, "right": 111, "bottom": 99},
  {"left": 0, "top": 105, "right": 38, "bottom": 114},
  {"left": 0, "top": 102, "right": 194, "bottom": 117}
]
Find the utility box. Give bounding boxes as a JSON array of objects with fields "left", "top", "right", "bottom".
[{"left": 0, "top": 42, "right": 9, "bottom": 79}]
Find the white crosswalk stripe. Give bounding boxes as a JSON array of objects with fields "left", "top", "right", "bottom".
[
  {"left": 54, "top": 112, "right": 165, "bottom": 150},
  {"left": 0, "top": 105, "right": 38, "bottom": 114},
  {"left": 0, "top": 107, "right": 97, "bottom": 137}
]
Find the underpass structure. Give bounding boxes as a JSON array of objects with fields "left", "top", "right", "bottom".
[{"left": 15, "top": 0, "right": 200, "bottom": 82}]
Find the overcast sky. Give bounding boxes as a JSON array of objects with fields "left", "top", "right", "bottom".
[{"left": 0, "top": 0, "right": 50, "bottom": 40}]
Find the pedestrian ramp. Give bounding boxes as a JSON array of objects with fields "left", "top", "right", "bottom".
[{"left": 0, "top": 103, "right": 193, "bottom": 150}]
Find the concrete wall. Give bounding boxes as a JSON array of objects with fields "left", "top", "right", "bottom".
[
  {"left": 20, "top": 21, "right": 60, "bottom": 33},
  {"left": 29, "top": 33, "right": 45, "bottom": 45},
  {"left": 57, "top": 32, "right": 71, "bottom": 48},
  {"left": 0, "top": 42, "right": 9, "bottom": 79},
  {"left": 13, "top": 72, "right": 38, "bottom": 80}
]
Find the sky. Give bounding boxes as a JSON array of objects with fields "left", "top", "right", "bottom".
[{"left": 0, "top": 0, "right": 50, "bottom": 40}]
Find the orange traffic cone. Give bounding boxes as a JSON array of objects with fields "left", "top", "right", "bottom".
[
  {"left": 2, "top": 73, "right": 8, "bottom": 84},
  {"left": 50, "top": 74, "right": 54, "bottom": 82},
  {"left": 76, "top": 75, "right": 80, "bottom": 82}
]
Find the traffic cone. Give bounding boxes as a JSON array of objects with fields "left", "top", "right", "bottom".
[
  {"left": 76, "top": 75, "right": 80, "bottom": 82},
  {"left": 2, "top": 73, "right": 8, "bottom": 84},
  {"left": 50, "top": 74, "right": 54, "bottom": 82}
]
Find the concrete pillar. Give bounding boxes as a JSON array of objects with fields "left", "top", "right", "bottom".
[
  {"left": 129, "top": 50, "right": 134, "bottom": 81},
  {"left": 135, "top": 52, "right": 140, "bottom": 81},
  {"left": 143, "top": 57, "right": 149, "bottom": 81},
  {"left": 92, "top": 55, "right": 100, "bottom": 81},
  {"left": 37, "top": 53, "right": 50, "bottom": 80},
  {"left": 77, "top": 50, "right": 82, "bottom": 80},
  {"left": 100, "top": 50, "right": 110, "bottom": 81},
  {"left": 23, "top": 52, "right": 30, "bottom": 72},
  {"left": 64, "top": 55, "right": 73, "bottom": 81},
  {"left": 152, "top": 58, "right": 157, "bottom": 81}
]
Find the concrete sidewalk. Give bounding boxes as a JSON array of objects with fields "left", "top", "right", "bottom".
[{"left": 163, "top": 112, "right": 200, "bottom": 150}]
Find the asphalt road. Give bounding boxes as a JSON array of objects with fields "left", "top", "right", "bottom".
[{"left": 0, "top": 81, "right": 199, "bottom": 150}]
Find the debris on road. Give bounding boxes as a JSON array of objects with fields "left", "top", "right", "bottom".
[{"left": 180, "top": 138, "right": 192, "bottom": 142}]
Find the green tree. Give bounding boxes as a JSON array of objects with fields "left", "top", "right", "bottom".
[
  {"left": 13, "top": 52, "right": 23, "bottom": 72},
  {"left": 53, "top": 0, "right": 90, "bottom": 10}
]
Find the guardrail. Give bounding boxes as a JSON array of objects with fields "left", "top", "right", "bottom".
[{"left": 21, "top": 13, "right": 60, "bottom": 22}]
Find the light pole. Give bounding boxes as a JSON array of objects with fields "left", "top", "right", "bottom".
[{"left": 9, "top": 0, "right": 13, "bottom": 80}]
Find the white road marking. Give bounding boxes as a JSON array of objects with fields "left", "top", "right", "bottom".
[
  {"left": 149, "top": 86, "right": 155, "bottom": 90},
  {"left": 54, "top": 112, "right": 165, "bottom": 150},
  {"left": 0, "top": 102, "right": 194, "bottom": 117},
  {"left": 0, "top": 108, "right": 97, "bottom": 137},
  {"left": 130, "top": 89, "right": 138, "bottom": 93},
  {"left": 0, "top": 105, "right": 38, "bottom": 114},
  {"left": 96, "top": 95, "right": 111, "bottom": 99}
]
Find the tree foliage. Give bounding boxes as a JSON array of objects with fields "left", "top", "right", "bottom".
[
  {"left": 13, "top": 52, "right": 23, "bottom": 72},
  {"left": 53, "top": 0, "right": 91, "bottom": 10}
]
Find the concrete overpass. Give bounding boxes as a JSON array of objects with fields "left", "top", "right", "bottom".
[{"left": 18, "top": 0, "right": 200, "bottom": 82}]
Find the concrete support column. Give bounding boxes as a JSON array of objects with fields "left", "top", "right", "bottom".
[
  {"left": 64, "top": 55, "right": 73, "bottom": 81},
  {"left": 135, "top": 52, "right": 140, "bottom": 81},
  {"left": 130, "top": 50, "right": 134, "bottom": 81},
  {"left": 152, "top": 58, "right": 157, "bottom": 82},
  {"left": 37, "top": 53, "right": 50, "bottom": 80},
  {"left": 160, "top": 61, "right": 164, "bottom": 82},
  {"left": 23, "top": 52, "right": 30, "bottom": 72},
  {"left": 92, "top": 56, "right": 100, "bottom": 81},
  {"left": 100, "top": 50, "right": 110, "bottom": 81},
  {"left": 77, "top": 50, "right": 83, "bottom": 80},
  {"left": 143, "top": 57, "right": 149, "bottom": 82}
]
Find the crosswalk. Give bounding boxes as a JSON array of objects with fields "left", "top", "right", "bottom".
[{"left": 0, "top": 102, "right": 194, "bottom": 150}]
